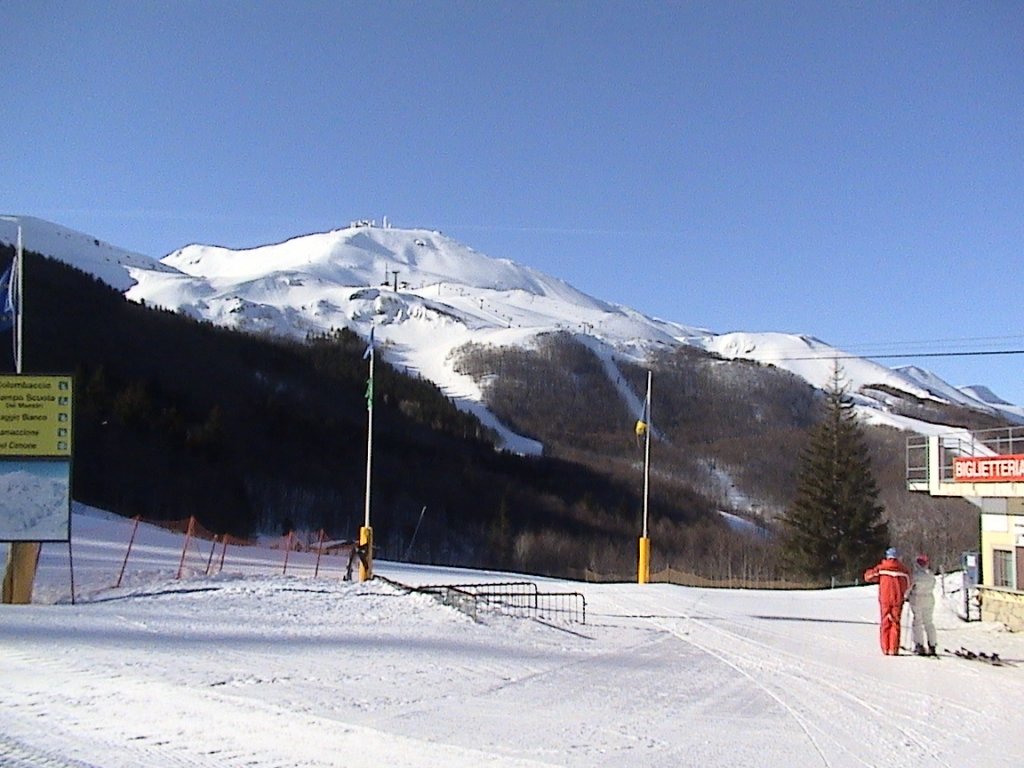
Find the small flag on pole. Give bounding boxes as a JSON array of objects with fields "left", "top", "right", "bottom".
[
  {"left": 634, "top": 387, "right": 651, "bottom": 436},
  {"left": 362, "top": 326, "right": 375, "bottom": 360},
  {"left": 0, "top": 263, "right": 14, "bottom": 333},
  {"left": 364, "top": 326, "right": 375, "bottom": 411},
  {"left": 635, "top": 377, "right": 651, "bottom": 445}
]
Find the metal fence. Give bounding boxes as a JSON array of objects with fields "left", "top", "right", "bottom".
[
  {"left": 907, "top": 426, "right": 1024, "bottom": 485},
  {"left": 381, "top": 578, "right": 587, "bottom": 624}
]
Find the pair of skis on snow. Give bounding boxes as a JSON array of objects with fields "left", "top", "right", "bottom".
[
  {"left": 899, "top": 644, "right": 1011, "bottom": 666},
  {"left": 945, "top": 647, "right": 1009, "bottom": 666}
]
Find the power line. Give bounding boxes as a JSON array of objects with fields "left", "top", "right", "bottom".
[
  {"left": 775, "top": 349, "right": 1024, "bottom": 362},
  {"left": 836, "top": 335, "right": 1024, "bottom": 353}
]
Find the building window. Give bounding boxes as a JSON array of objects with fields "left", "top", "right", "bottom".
[{"left": 993, "top": 549, "right": 1014, "bottom": 588}]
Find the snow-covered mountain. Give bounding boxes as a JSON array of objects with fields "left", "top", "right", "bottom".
[
  {"left": 3, "top": 216, "right": 1020, "bottom": 450},
  {"left": 0, "top": 215, "right": 179, "bottom": 291}
]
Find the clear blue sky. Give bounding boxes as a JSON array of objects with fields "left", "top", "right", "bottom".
[{"left": 4, "top": 1, "right": 1023, "bottom": 403}]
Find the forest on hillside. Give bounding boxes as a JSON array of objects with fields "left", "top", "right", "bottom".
[
  {"left": 454, "top": 332, "right": 982, "bottom": 576},
  {"left": 0, "top": 246, "right": 983, "bottom": 582},
  {"left": 2, "top": 248, "right": 695, "bottom": 578}
]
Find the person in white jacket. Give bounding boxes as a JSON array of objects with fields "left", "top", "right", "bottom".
[{"left": 908, "top": 554, "right": 937, "bottom": 656}]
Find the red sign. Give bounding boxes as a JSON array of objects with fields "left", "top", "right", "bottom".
[{"left": 953, "top": 454, "right": 1024, "bottom": 483}]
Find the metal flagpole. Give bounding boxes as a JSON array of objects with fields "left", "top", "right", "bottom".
[
  {"left": 360, "top": 327, "right": 375, "bottom": 581},
  {"left": 364, "top": 344, "right": 373, "bottom": 529},
  {"left": 638, "top": 370, "right": 652, "bottom": 584},
  {"left": 642, "top": 370, "right": 651, "bottom": 538},
  {"left": 14, "top": 222, "right": 22, "bottom": 375}
]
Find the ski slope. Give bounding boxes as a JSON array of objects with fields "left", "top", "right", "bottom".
[{"left": 3, "top": 505, "right": 1024, "bottom": 767}]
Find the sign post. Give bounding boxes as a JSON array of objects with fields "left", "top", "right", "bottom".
[{"left": 0, "top": 374, "right": 73, "bottom": 603}]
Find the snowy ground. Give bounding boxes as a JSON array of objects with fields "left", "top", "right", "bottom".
[{"left": 3, "top": 505, "right": 1024, "bottom": 767}]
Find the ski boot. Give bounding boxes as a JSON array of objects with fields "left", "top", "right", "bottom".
[
  {"left": 913, "top": 644, "right": 927, "bottom": 656},
  {"left": 927, "top": 645, "right": 937, "bottom": 657}
]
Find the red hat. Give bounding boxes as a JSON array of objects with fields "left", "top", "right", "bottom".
[{"left": 916, "top": 554, "right": 929, "bottom": 567}]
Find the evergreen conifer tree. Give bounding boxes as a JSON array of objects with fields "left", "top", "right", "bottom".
[{"left": 779, "top": 366, "right": 889, "bottom": 582}]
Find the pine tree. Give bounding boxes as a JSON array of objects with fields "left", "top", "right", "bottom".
[{"left": 779, "top": 366, "right": 889, "bottom": 582}]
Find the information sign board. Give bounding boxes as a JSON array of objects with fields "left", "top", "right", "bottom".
[
  {"left": 0, "top": 375, "right": 73, "bottom": 542},
  {"left": 953, "top": 454, "right": 1024, "bottom": 483}
]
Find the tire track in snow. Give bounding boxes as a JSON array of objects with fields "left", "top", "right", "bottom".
[
  {"left": 592, "top": 585, "right": 998, "bottom": 757},
  {"left": 0, "top": 734, "right": 97, "bottom": 768},
  {"left": 677, "top": 614, "right": 955, "bottom": 767},
  {"left": 1, "top": 645, "right": 552, "bottom": 768},
  {"left": 646, "top": 618, "right": 834, "bottom": 767},
  {"left": 600, "top": 591, "right": 953, "bottom": 768}
]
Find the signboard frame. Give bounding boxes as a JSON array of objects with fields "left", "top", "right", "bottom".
[{"left": 0, "top": 374, "right": 73, "bottom": 542}]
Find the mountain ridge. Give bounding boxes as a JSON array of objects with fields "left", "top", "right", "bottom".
[{"left": 3, "top": 215, "right": 1020, "bottom": 451}]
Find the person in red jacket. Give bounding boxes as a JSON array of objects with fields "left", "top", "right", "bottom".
[{"left": 864, "top": 547, "right": 912, "bottom": 655}]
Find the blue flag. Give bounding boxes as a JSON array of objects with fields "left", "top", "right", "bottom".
[
  {"left": 363, "top": 326, "right": 375, "bottom": 411},
  {"left": 635, "top": 374, "right": 652, "bottom": 446},
  {"left": 635, "top": 395, "right": 649, "bottom": 439},
  {"left": 362, "top": 326, "right": 375, "bottom": 360},
  {"left": 0, "top": 263, "right": 14, "bottom": 332}
]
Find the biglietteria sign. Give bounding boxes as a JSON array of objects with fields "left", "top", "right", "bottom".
[
  {"left": 953, "top": 454, "right": 1024, "bottom": 483},
  {"left": 0, "top": 375, "right": 73, "bottom": 542}
]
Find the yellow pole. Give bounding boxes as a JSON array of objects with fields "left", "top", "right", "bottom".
[
  {"left": 2, "top": 542, "right": 40, "bottom": 603},
  {"left": 361, "top": 328, "right": 374, "bottom": 582},
  {"left": 359, "top": 525, "right": 373, "bottom": 581},
  {"left": 638, "top": 536, "right": 650, "bottom": 584},
  {"left": 638, "top": 370, "right": 652, "bottom": 585}
]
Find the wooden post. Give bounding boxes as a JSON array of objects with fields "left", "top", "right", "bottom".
[
  {"left": 282, "top": 531, "right": 293, "bottom": 575},
  {"left": 314, "top": 529, "right": 325, "bottom": 578},
  {"left": 2, "top": 542, "right": 42, "bottom": 604}
]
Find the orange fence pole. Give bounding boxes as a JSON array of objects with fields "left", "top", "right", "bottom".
[
  {"left": 177, "top": 516, "right": 195, "bottom": 579},
  {"left": 116, "top": 516, "right": 141, "bottom": 588},
  {"left": 282, "top": 531, "right": 293, "bottom": 575},
  {"left": 205, "top": 534, "right": 218, "bottom": 575}
]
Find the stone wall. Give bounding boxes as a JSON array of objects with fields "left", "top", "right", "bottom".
[{"left": 979, "top": 587, "right": 1024, "bottom": 631}]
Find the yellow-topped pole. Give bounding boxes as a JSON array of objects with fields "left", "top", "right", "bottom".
[
  {"left": 359, "top": 525, "right": 373, "bottom": 581},
  {"left": 360, "top": 327, "right": 375, "bottom": 581},
  {"left": 638, "top": 369, "right": 652, "bottom": 584},
  {"left": 637, "top": 535, "right": 650, "bottom": 584}
]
